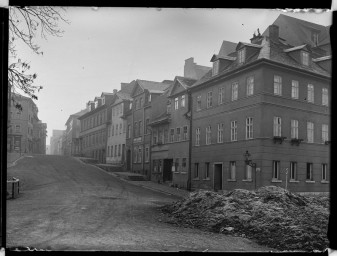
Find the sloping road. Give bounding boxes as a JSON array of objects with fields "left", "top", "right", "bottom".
[{"left": 7, "top": 155, "right": 269, "bottom": 251}]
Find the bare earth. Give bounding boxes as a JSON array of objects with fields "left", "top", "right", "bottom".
[{"left": 7, "top": 155, "right": 270, "bottom": 251}]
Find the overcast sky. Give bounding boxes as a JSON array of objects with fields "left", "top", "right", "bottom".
[{"left": 10, "top": 8, "right": 332, "bottom": 144}]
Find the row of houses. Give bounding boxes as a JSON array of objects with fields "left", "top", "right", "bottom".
[
  {"left": 7, "top": 93, "right": 47, "bottom": 155},
  {"left": 62, "top": 15, "right": 331, "bottom": 193}
]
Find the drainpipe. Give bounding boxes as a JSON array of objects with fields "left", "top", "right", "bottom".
[{"left": 187, "top": 90, "right": 192, "bottom": 191}]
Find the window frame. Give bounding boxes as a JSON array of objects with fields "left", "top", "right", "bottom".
[
  {"left": 246, "top": 117, "right": 253, "bottom": 140},
  {"left": 231, "top": 82, "right": 238, "bottom": 101},
  {"left": 207, "top": 91, "right": 213, "bottom": 108},
  {"left": 231, "top": 120, "right": 237, "bottom": 141},
  {"left": 291, "top": 80, "right": 299, "bottom": 99},
  {"left": 274, "top": 75, "right": 282, "bottom": 96},
  {"left": 307, "top": 121, "right": 314, "bottom": 143},
  {"left": 273, "top": 117, "right": 282, "bottom": 137},
  {"left": 246, "top": 76, "right": 254, "bottom": 96},
  {"left": 206, "top": 126, "right": 212, "bottom": 145},
  {"left": 291, "top": 119, "right": 299, "bottom": 139},
  {"left": 307, "top": 84, "right": 314, "bottom": 103},
  {"left": 217, "top": 123, "right": 224, "bottom": 143},
  {"left": 195, "top": 128, "right": 200, "bottom": 146},
  {"left": 229, "top": 161, "right": 236, "bottom": 180},
  {"left": 273, "top": 160, "right": 280, "bottom": 180},
  {"left": 290, "top": 162, "right": 297, "bottom": 181}
]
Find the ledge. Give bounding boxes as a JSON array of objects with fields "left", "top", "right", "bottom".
[
  {"left": 321, "top": 180, "right": 329, "bottom": 184},
  {"left": 203, "top": 178, "right": 211, "bottom": 181},
  {"left": 193, "top": 178, "right": 200, "bottom": 181},
  {"left": 227, "top": 179, "right": 237, "bottom": 182},
  {"left": 305, "top": 180, "right": 315, "bottom": 183},
  {"left": 289, "top": 180, "right": 299, "bottom": 183},
  {"left": 242, "top": 179, "right": 252, "bottom": 182},
  {"left": 271, "top": 179, "right": 282, "bottom": 183}
]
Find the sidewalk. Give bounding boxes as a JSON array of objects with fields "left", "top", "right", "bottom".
[{"left": 7, "top": 152, "right": 25, "bottom": 168}]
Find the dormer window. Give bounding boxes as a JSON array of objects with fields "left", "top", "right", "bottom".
[
  {"left": 102, "top": 97, "right": 105, "bottom": 105},
  {"left": 301, "top": 51, "right": 309, "bottom": 66},
  {"left": 95, "top": 101, "right": 98, "bottom": 108},
  {"left": 312, "top": 32, "right": 319, "bottom": 46},
  {"left": 212, "top": 60, "right": 219, "bottom": 76},
  {"left": 238, "top": 48, "right": 245, "bottom": 64}
]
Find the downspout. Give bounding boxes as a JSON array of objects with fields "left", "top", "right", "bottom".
[{"left": 187, "top": 89, "right": 192, "bottom": 191}]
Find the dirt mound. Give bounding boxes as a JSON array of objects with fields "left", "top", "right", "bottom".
[{"left": 161, "top": 186, "right": 329, "bottom": 251}]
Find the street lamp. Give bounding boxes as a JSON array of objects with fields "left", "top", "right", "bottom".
[{"left": 244, "top": 150, "right": 257, "bottom": 189}]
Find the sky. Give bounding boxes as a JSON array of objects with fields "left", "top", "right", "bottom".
[{"left": 9, "top": 8, "right": 333, "bottom": 145}]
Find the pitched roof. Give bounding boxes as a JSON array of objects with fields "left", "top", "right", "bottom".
[
  {"left": 218, "top": 40, "right": 237, "bottom": 56},
  {"left": 283, "top": 44, "right": 308, "bottom": 52},
  {"left": 176, "top": 76, "right": 197, "bottom": 89},
  {"left": 131, "top": 79, "right": 172, "bottom": 97},
  {"left": 262, "top": 14, "right": 330, "bottom": 48}
]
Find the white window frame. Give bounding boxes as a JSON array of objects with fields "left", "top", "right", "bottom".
[
  {"left": 231, "top": 121, "right": 237, "bottom": 141},
  {"left": 181, "top": 95, "right": 185, "bottom": 108},
  {"left": 246, "top": 165, "right": 252, "bottom": 180},
  {"left": 230, "top": 161, "right": 236, "bottom": 180},
  {"left": 273, "top": 161, "right": 280, "bottom": 180},
  {"left": 307, "top": 84, "right": 314, "bottom": 103},
  {"left": 170, "top": 128, "right": 174, "bottom": 142},
  {"left": 176, "top": 127, "right": 181, "bottom": 142},
  {"left": 207, "top": 91, "right": 213, "bottom": 108},
  {"left": 274, "top": 75, "right": 282, "bottom": 96},
  {"left": 246, "top": 117, "right": 253, "bottom": 140},
  {"left": 322, "top": 88, "right": 328, "bottom": 106},
  {"left": 273, "top": 117, "right": 282, "bottom": 137},
  {"left": 246, "top": 76, "right": 254, "bottom": 96},
  {"left": 206, "top": 126, "right": 211, "bottom": 145},
  {"left": 231, "top": 82, "right": 238, "bottom": 101},
  {"left": 322, "top": 124, "right": 329, "bottom": 143},
  {"left": 195, "top": 128, "right": 200, "bottom": 146},
  {"left": 307, "top": 122, "right": 314, "bottom": 143},
  {"left": 218, "top": 87, "right": 225, "bottom": 104},
  {"left": 197, "top": 95, "right": 202, "bottom": 111},
  {"left": 291, "top": 80, "right": 299, "bottom": 99},
  {"left": 212, "top": 60, "right": 219, "bottom": 76},
  {"left": 175, "top": 97, "right": 179, "bottom": 110},
  {"left": 183, "top": 125, "right": 188, "bottom": 140},
  {"left": 238, "top": 48, "right": 245, "bottom": 64},
  {"left": 302, "top": 51, "right": 309, "bottom": 66},
  {"left": 291, "top": 120, "right": 298, "bottom": 139},
  {"left": 217, "top": 123, "right": 224, "bottom": 143}
]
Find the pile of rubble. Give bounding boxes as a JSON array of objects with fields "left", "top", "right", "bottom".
[{"left": 160, "top": 186, "right": 329, "bottom": 251}]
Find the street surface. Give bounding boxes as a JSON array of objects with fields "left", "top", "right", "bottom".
[{"left": 7, "top": 155, "right": 269, "bottom": 251}]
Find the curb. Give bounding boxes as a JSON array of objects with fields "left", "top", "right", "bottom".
[{"left": 7, "top": 155, "right": 25, "bottom": 168}]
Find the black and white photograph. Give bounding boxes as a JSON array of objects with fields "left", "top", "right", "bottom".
[{"left": 3, "top": 6, "right": 335, "bottom": 253}]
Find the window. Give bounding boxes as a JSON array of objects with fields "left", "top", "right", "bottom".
[
  {"left": 175, "top": 97, "right": 179, "bottom": 110},
  {"left": 238, "top": 48, "right": 245, "bottom": 64},
  {"left": 145, "top": 118, "right": 150, "bottom": 134},
  {"left": 194, "top": 163, "right": 199, "bottom": 178},
  {"left": 158, "top": 160, "right": 162, "bottom": 173},
  {"left": 290, "top": 120, "right": 299, "bottom": 139},
  {"left": 153, "top": 160, "right": 157, "bottom": 172},
  {"left": 127, "top": 124, "right": 131, "bottom": 139},
  {"left": 174, "top": 159, "right": 179, "bottom": 172},
  {"left": 307, "top": 84, "right": 314, "bottom": 103},
  {"left": 176, "top": 127, "right": 181, "bottom": 141},
  {"left": 140, "top": 97, "right": 143, "bottom": 108},
  {"left": 206, "top": 126, "right": 211, "bottom": 145},
  {"left": 322, "top": 88, "right": 328, "bottom": 106},
  {"left": 245, "top": 165, "right": 252, "bottom": 180},
  {"left": 212, "top": 60, "right": 219, "bottom": 76},
  {"left": 322, "top": 164, "right": 327, "bottom": 181},
  {"left": 15, "top": 125, "right": 20, "bottom": 133},
  {"left": 246, "top": 76, "right": 254, "bottom": 96},
  {"left": 114, "top": 145, "right": 117, "bottom": 157},
  {"left": 312, "top": 32, "right": 319, "bottom": 46},
  {"left": 231, "top": 82, "right": 238, "bottom": 101},
  {"left": 182, "top": 158, "right": 187, "bottom": 172},
  {"left": 195, "top": 128, "right": 200, "bottom": 146},
  {"left": 167, "top": 103, "right": 171, "bottom": 114},
  {"left": 170, "top": 128, "right": 174, "bottom": 142},
  {"left": 134, "top": 122, "right": 138, "bottom": 137},
  {"left": 306, "top": 163, "right": 313, "bottom": 181},
  {"left": 138, "top": 147, "right": 142, "bottom": 163},
  {"left": 118, "top": 144, "right": 121, "bottom": 157},
  {"left": 153, "top": 130, "right": 158, "bottom": 145},
  {"left": 164, "top": 129, "right": 168, "bottom": 143},
  {"left": 197, "top": 95, "right": 202, "bottom": 110},
  {"left": 111, "top": 145, "right": 113, "bottom": 157},
  {"left": 246, "top": 117, "right": 253, "bottom": 139},
  {"left": 123, "top": 121, "right": 126, "bottom": 133},
  {"left": 301, "top": 51, "right": 309, "bottom": 66},
  {"left": 181, "top": 95, "right": 185, "bottom": 107},
  {"left": 273, "top": 161, "right": 280, "bottom": 180},
  {"left": 291, "top": 80, "right": 299, "bottom": 99},
  {"left": 139, "top": 121, "right": 142, "bottom": 136},
  {"left": 207, "top": 91, "right": 213, "bottom": 108},
  {"left": 322, "top": 124, "right": 329, "bottom": 143},
  {"left": 183, "top": 126, "right": 188, "bottom": 140},
  {"left": 218, "top": 87, "right": 225, "bottom": 104},
  {"left": 217, "top": 123, "right": 224, "bottom": 143},
  {"left": 230, "top": 161, "right": 236, "bottom": 180},
  {"left": 205, "top": 162, "right": 210, "bottom": 179},
  {"left": 133, "top": 147, "right": 137, "bottom": 163},
  {"left": 119, "top": 123, "right": 122, "bottom": 135},
  {"left": 290, "top": 162, "right": 297, "bottom": 181},
  {"left": 274, "top": 75, "right": 282, "bottom": 96},
  {"left": 231, "top": 121, "right": 237, "bottom": 141},
  {"left": 273, "top": 117, "right": 282, "bottom": 137},
  {"left": 145, "top": 147, "right": 149, "bottom": 162},
  {"left": 307, "top": 122, "right": 314, "bottom": 143}
]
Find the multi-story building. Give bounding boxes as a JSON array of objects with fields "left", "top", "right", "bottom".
[
  {"left": 32, "top": 120, "right": 47, "bottom": 154},
  {"left": 50, "top": 129, "right": 64, "bottom": 155},
  {"left": 188, "top": 22, "right": 330, "bottom": 193},
  {"left": 64, "top": 109, "right": 88, "bottom": 156},
  {"left": 125, "top": 79, "right": 173, "bottom": 180},
  {"left": 78, "top": 92, "right": 115, "bottom": 163},
  {"left": 7, "top": 93, "right": 43, "bottom": 154},
  {"left": 106, "top": 81, "right": 135, "bottom": 165}
]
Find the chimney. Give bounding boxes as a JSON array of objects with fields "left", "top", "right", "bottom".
[
  {"left": 250, "top": 29, "right": 263, "bottom": 45},
  {"left": 113, "top": 89, "right": 118, "bottom": 94},
  {"left": 121, "top": 83, "right": 128, "bottom": 89},
  {"left": 269, "top": 24, "right": 279, "bottom": 42},
  {"left": 90, "top": 102, "right": 95, "bottom": 111}
]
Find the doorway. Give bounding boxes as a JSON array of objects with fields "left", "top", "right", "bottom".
[
  {"left": 163, "top": 159, "right": 173, "bottom": 182},
  {"left": 213, "top": 163, "right": 223, "bottom": 191}
]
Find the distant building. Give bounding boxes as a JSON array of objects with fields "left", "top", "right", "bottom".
[
  {"left": 7, "top": 93, "right": 46, "bottom": 154},
  {"left": 64, "top": 109, "right": 88, "bottom": 156},
  {"left": 46, "top": 145, "right": 50, "bottom": 155},
  {"left": 50, "top": 130, "right": 65, "bottom": 155}
]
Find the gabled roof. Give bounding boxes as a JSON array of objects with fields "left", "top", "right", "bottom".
[
  {"left": 236, "top": 42, "right": 263, "bottom": 50},
  {"left": 262, "top": 14, "right": 330, "bottom": 48},
  {"left": 65, "top": 109, "right": 88, "bottom": 125},
  {"left": 131, "top": 79, "right": 172, "bottom": 97},
  {"left": 211, "top": 54, "right": 236, "bottom": 62},
  {"left": 218, "top": 40, "right": 237, "bottom": 56}
]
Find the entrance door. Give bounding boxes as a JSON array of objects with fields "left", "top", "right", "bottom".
[
  {"left": 163, "top": 159, "right": 173, "bottom": 182},
  {"left": 213, "top": 163, "right": 223, "bottom": 191},
  {"left": 126, "top": 150, "right": 131, "bottom": 171}
]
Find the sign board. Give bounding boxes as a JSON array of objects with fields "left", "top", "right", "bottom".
[{"left": 133, "top": 137, "right": 142, "bottom": 143}]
